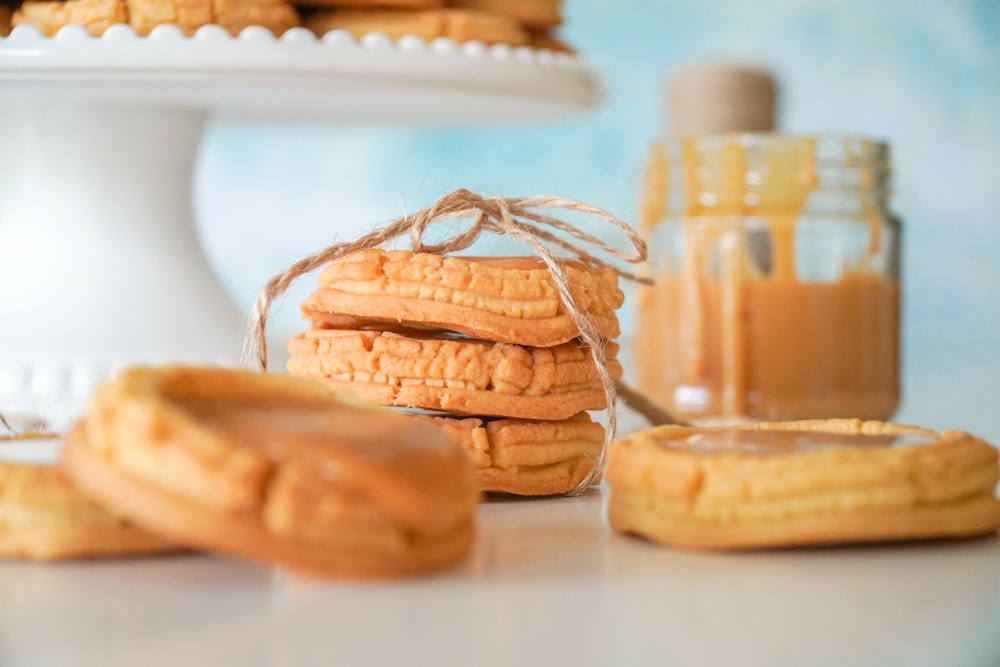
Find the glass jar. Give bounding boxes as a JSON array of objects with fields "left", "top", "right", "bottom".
[{"left": 635, "top": 134, "right": 900, "bottom": 424}]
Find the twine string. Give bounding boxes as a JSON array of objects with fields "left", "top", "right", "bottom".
[{"left": 246, "top": 188, "right": 665, "bottom": 494}]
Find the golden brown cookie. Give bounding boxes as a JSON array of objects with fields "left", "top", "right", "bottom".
[
  {"left": 607, "top": 419, "right": 1000, "bottom": 550},
  {"left": 446, "top": 0, "right": 561, "bottom": 28},
  {"left": 63, "top": 366, "right": 479, "bottom": 579},
  {"left": 0, "top": 443, "right": 176, "bottom": 561},
  {"left": 13, "top": 0, "right": 128, "bottom": 37},
  {"left": 125, "top": 0, "right": 299, "bottom": 36},
  {"left": 1, "top": 6, "right": 12, "bottom": 36},
  {"left": 211, "top": 0, "right": 299, "bottom": 36},
  {"left": 125, "top": 0, "right": 213, "bottom": 36},
  {"left": 13, "top": 0, "right": 299, "bottom": 36},
  {"left": 297, "top": 0, "right": 442, "bottom": 7},
  {"left": 305, "top": 7, "right": 528, "bottom": 46},
  {"left": 302, "top": 250, "right": 623, "bottom": 347},
  {"left": 287, "top": 327, "right": 620, "bottom": 420},
  {"left": 418, "top": 413, "right": 603, "bottom": 496}
]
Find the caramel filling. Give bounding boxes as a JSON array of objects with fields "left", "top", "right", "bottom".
[{"left": 660, "top": 429, "right": 934, "bottom": 455}]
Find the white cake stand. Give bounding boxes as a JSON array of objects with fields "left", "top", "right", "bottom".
[{"left": 0, "top": 23, "right": 601, "bottom": 432}]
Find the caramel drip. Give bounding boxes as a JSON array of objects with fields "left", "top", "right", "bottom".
[
  {"left": 718, "top": 141, "right": 749, "bottom": 416},
  {"left": 765, "top": 138, "right": 816, "bottom": 282},
  {"left": 678, "top": 140, "right": 707, "bottom": 381},
  {"left": 860, "top": 139, "right": 883, "bottom": 257},
  {"left": 719, "top": 228, "right": 747, "bottom": 415},
  {"left": 639, "top": 141, "right": 668, "bottom": 234}
]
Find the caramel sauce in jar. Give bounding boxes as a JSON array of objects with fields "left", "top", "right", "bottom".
[{"left": 636, "top": 135, "right": 901, "bottom": 424}]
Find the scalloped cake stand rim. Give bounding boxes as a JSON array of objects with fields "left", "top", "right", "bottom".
[{"left": 0, "top": 23, "right": 603, "bottom": 118}]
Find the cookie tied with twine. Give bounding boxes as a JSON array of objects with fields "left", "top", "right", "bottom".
[{"left": 246, "top": 188, "right": 670, "bottom": 494}]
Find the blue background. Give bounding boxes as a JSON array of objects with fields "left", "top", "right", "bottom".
[{"left": 195, "top": 0, "right": 1000, "bottom": 442}]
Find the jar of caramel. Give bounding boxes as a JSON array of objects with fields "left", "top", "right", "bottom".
[{"left": 635, "top": 135, "right": 900, "bottom": 424}]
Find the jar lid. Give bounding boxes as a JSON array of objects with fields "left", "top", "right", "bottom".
[{"left": 667, "top": 63, "right": 778, "bottom": 137}]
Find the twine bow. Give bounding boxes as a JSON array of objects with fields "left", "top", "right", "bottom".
[{"left": 246, "top": 188, "right": 656, "bottom": 493}]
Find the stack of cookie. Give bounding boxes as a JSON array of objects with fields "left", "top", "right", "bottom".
[
  {"left": 287, "top": 249, "right": 623, "bottom": 496},
  {"left": 10, "top": 0, "right": 301, "bottom": 37},
  {"left": 299, "top": 0, "right": 570, "bottom": 50}
]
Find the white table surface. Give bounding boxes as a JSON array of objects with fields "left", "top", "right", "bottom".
[{"left": 1, "top": 490, "right": 998, "bottom": 667}]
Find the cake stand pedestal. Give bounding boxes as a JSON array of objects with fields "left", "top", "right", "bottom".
[{"left": 0, "top": 24, "right": 601, "bottom": 431}]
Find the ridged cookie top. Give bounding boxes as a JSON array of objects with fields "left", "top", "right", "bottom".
[
  {"left": 302, "top": 249, "right": 624, "bottom": 346},
  {"left": 288, "top": 328, "right": 621, "bottom": 419}
]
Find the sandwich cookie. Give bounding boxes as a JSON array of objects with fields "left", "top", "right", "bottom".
[
  {"left": 270, "top": 190, "right": 645, "bottom": 497},
  {"left": 297, "top": 0, "right": 442, "bottom": 7},
  {"left": 419, "top": 413, "right": 603, "bottom": 496},
  {"left": 0, "top": 439, "right": 176, "bottom": 561},
  {"left": 608, "top": 419, "right": 1000, "bottom": 550},
  {"left": 445, "top": 0, "right": 561, "bottom": 28},
  {"left": 13, "top": 0, "right": 128, "bottom": 36},
  {"left": 209, "top": 0, "right": 299, "bottom": 36},
  {"left": 288, "top": 327, "right": 621, "bottom": 420},
  {"left": 63, "top": 366, "right": 479, "bottom": 578},
  {"left": 301, "top": 249, "right": 623, "bottom": 347}
]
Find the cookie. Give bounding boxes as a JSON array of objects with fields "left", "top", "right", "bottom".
[
  {"left": 301, "top": 250, "right": 623, "bottom": 347},
  {"left": 297, "top": 0, "right": 442, "bottom": 7},
  {"left": 446, "top": 0, "right": 561, "bottom": 28},
  {"left": 126, "top": 0, "right": 299, "bottom": 36},
  {"left": 418, "top": 413, "right": 603, "bottom": 495},
  {"left": 305, "top": 7, "right": 528, "bottom": 46},
  {"left": 1, "top": 6, "right": 12, "bottom": 36},
  {"left": 287, "top": 327, "right": 620, "bottom": 420},
  {"left": 210, "top": 0, "right": 299, "bottom": 36},
  {"left": 63, "top": 366, "right": 479, "bottom": 578},
  {"left": 607, "top": 419, "right": 1000, "bottom": 550},
  {"left": 13, "top": 0, "right": 128, "bottom": 37},
  {"left": 13, "top": 0, "right": 299, "bottom": 36},
  {"left": 125, "top": 0, "right": 213, "bottom": 36},
  {"left": 0, "top": 442, "right": 176, "bottom": 561}
]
